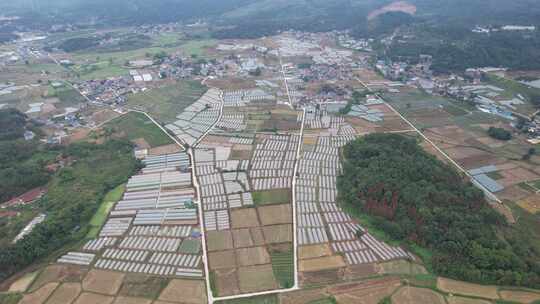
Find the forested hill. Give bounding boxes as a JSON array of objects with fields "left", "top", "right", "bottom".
[
  {"left": 338, "top": 134, "right": 540, "bottom": 289},
  {"left": 3, "top": 0, "right": 540, "bottom": 28}
]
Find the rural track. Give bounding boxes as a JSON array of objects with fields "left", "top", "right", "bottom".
[{"left": 356, "top": 77, "right": 502, "bottom": 204}]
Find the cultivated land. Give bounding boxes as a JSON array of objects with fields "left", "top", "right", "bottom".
[{"left": 2, "top": 25, "right": 540, "bottom": 304}]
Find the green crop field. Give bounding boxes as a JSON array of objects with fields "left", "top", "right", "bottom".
[
  {"left": 105, "top": 112, "right": 173, "bottom": 147},
  {"left": 178, "top": 239, "right": 201, "bottom": 254},
  {"left": 126, "top": 81, "right": 206, "bottom": 123},
  {"left": 252, "top": 189, "right": 291, "bottom": 206},
  {"left": 216, "top": 294, "right": 278, "bottom": 304},
  {"left": 87, "top": 183, "right": 125, "bottom": 238},
  {"left": 271, "top": 246, "right": 294, "bottom": 288}
]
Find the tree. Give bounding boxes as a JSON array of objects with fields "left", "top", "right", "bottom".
[{"left": 488, "top": 127, "right": 512, "bottom": 141}]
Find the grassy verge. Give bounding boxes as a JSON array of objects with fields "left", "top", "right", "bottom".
[
  {"left": 86, "top": 183, "right": 125, "bottom": 238},
  {"left": 0, "top": 293, "right": 22, "bottom": 304}
]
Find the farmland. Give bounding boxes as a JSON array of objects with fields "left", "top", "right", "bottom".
[
  {"left": 126, "top": 81, "right": 207, "bottom": 123},
  {"left": 104, "top": 112, "right": 174, "bottom": 147}
]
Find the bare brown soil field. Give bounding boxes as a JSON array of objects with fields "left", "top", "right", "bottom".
[
  {"left": 354, "top": 68, "right": 386, "bottom": 82},
  {"left": 66, "top": 129, "right": 92, "bottom": 143},
  {"left": 29, "top": 265, "right": 87, "bottom": 292},
  {"left": 19, "top": 283, "right": 59, "bottom": 304},
  {"left": 258, "top": 204, "right": 292, "bottom": 226},
  {"left": 298, "top": 244, "right": 332, "bottom": 260},
  {"left": 499, "top": 185, "right": 532, "bottom": 202},
  {"left": 201, "top": 135, "right": 234, "bottom": 146},
  {"left": 112, "top": 296, "right": 152, "bottom": 304},
  {"left": 229, "top": 148, "right": 253, "bottom": 160},
  {"left": 476, "top": 136, "right": 507, "bottom": 148},
  {"left": 346, "top": 117, "right": 378, "bottom": 134},
  {"left": 391, "top": 286, "right": 445, "bottom": 304},
  {"left": 301, "top": 268, "right": 343, "bottom": 286},
  {"left": 206, "top": 230, "right": 234, "bottom": 252},
  {"left": 329, "top": 277, "right": 402, "bottom": 304},
  {"left": 437, "top": 277, "right": 499, "bottom": 300},
  {"left": 158, "top": 279, "right": 207, "bottom": 304},
  {"left": 230, "top": 208, "right": 260, "bottom": 229},
  {"left": 147, "top": 144, "right": 182, "bottom": 156},
  {"left": 368, "top": 1, "right": 417, "bottom": 20},
  {"left": 82, "top": 269, "right": 125, "bottom": 296},
  {"left": 9, "top": 272, "right": 38, "bottom": 293},
  {"left": 299, "top": 255, "right": 346, "bottom": 272},
  {"left": 407, "top": 108, "right": 454, "bottom": 128},
  {"left": 250, "top": 227, "right": 266, "bottom": 246},
  {"left": 344, "top": 263, "right": 379, "bottom": 280},
  {"left": 214, "top": 268, "right": 240, "bottom": 296},
  {"left": 499, "top": 167, "right": 539, "bottom": 187},
  {"left": 303, "top": 136, "right": 318, "bottom": 145},
  {"left": 232, "top": 228, "right": 255, "bottom": 248},
  {"left": 262, "top": 224, "right": 293, "bottom": 244},
  {"left": 236, "top": 246, "right": 271, "bottom": 267},
  {"left": 279, "top": 288, "right": 329, "bottom": 304},
  {"left": 117, "top": 274, "right": 168, "bottom": 300},
  {"left": 45, "top": 283, "right": 81, "bottom": 304},
  {"left": 73, "top": 292, "right": 114, "bottom": 304},
  {"left": 209, "top": 250, "right": 237, "bottom": 270},
  {"left": 237, "top": 264, "right": 278, "bottom": 293},
  {"left": 206, "top": 77, "right": 256, "bottom": 90},
  {"left": 446, "top": 296, "right": 491, "bottom": 304},
  {"left": 499, "top": 290, "right": 540, "bottom": 303}
]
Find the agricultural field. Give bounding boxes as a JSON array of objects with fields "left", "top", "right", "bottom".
[
  {"left": 126, "top": 81, "right": 207, "bottom": 123},
  {"left": 103, "top": 112, "right": 174, "bottom": 147},
  {"left": 86, "top": 184, "right": 126, "bottom": 238}
]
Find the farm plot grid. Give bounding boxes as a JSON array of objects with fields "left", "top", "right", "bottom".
[
  {"left": 223, "top": 89, "right": 276, "bottom": 107},
  {"left": 194, "top": 133, "right": 296, "bottom": 296},
  {"left": 57, "top": 152, "right": 205, "bottom": 278},
  {"left": 297, "top": 126, "right": 414, "bottom": 267},
  {"left": 165, "top": 88, "right": 223, "bottom": 146}
]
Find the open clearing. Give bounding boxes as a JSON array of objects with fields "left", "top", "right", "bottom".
[
  {"left": 118, "top": 275, "right": 168, "bottom": 300},
  {"left": 29, "top": 265, "right": 87, "bottom": 292},
  {"left": 206, "top": 230, "right": 234, "bottom": 252},
  {"left": 209, "top": 250, "right": 237, "bottom": 269},
  {"left": 19, "top": 283, "right": 58, "bottom": 304},
  {"left": 499, "top": 289, "right": 540, "bottom": 303},
  {"left": 236, "top": 247, "right": 271, "bottom": 266},
  {"left": 437, "top": 277, "right": 499, "bottom": 300},
  {"left": 157, "top": 279, "right": 207, "bottom": 304},
  {"left": 262, "top": 224, "right": 293, "bottom": 244},
  {"left": 299, "top": 244, "right": 333, "bottom": 260},
  {"left": 73, "top": 292, "right": 114, "bottom": 304},
  {"left": 237, "top": 264, "right": 278, "bottom": 293},
  {"left": 446, "top": 296, "right": 491, "bottom": 304},
  {"left": 126, "top": 81, "right": 206, "bottom": 123},
  {"left": 8, "top": 271, "right": 38, "bottom": 293},
  {"left": 230, "top": 209, "right": 260, "bottom": 229},
  {"left": 45, "top": 282, "right": 81, "bottom": 304},
  {"left": 391, "top": 286, "right": 445, "bottom": 304},
  {"left": 105, "top": 112, "right": 173, "bottom": 147},
  {"left": 258, "top": 204, "right": 292, "bottom": 226},
  {"left": 82, "top": 270, "right": 124, "bottom": 296},
  {"left": 111, "top": 297, "right": 152, "bottom": 304},
  {"left": 299, "top": 256, "right": 346, "bottom": 272},
  {"left": 213, "top": 268, "right": 240, "bottom": 297}
]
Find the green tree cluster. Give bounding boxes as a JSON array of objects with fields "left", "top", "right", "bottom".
[
  {"left": 488, "top": 127, "right": 512, "bottom": 140},
  {"left": 0, "top": 139, "right": 140, "bottom": 282},
  {"left": 338, "top": 134, "right": 540, "bottom": 288}
]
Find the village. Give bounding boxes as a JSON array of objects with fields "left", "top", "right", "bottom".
[{"left": 1, "top": 21, "right": 540, "bottom": 304}]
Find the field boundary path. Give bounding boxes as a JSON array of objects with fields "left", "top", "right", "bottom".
[{"left": 356, "top": 77, "right": 502, "bottom": 204}]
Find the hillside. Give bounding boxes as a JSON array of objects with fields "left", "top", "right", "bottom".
[{"left": 338, "top": 134, "right": 540, "bottom": 289}]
